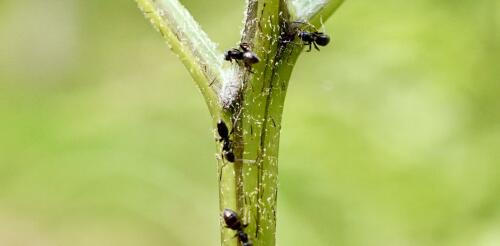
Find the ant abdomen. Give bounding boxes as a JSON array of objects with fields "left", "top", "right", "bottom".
[{"left": 314, "top": 33, "right": 330, "bottom": 46}]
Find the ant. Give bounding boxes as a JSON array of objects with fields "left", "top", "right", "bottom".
[
  {"left": 290, "top": 21, "right": 331, "bottom": 52},
  {"left": 224, "top": 43, "right": 260, "bottom": 71},
  {"left": 217, "top": 120, "right": 235, "bottom": 163},
  {"left": 216, "top": 119, "right": 258, "bottom": 181},
  {"left": 223, "top": 209, "right": 253, "bottom": 246},
  {"left": 299, "top": 31, "right": 330, "bottom": 52}
]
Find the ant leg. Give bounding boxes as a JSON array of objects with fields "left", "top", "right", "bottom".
[
  {"left": 246, "top": 65, "right": 255, "bottom": 74},
  {"left": 306, "top": 42, "right": 312, "bottom": 52},
  {"left": 235, "top": 159, "right": 257, "bottom": 164},
  {"left": 217, "top": 137, "right": 224, "bottom": 143},
  {"left": 218, "top": 160, "right": 228, "bottom": 182},
  {"left": 291, "top": 20, "right": 318, "bottom": 31},
  {"left": 209, "top": 78, "right": 216, "bottom": 87},
  {"left": 313, "top": 42, "right": 320, "bottom": 51}
]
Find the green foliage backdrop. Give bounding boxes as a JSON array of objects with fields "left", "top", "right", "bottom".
[{"left": 0, "top": 0, "right": 499, "bottom": 245}]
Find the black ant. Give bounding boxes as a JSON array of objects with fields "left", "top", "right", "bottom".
[
  {"left": 223, "top": 209, "right": 253, "bottom": 246},
  {"left": 289, "top": 21, "right": 331, "bottom": 52},
  {"left": 299, "top": 31, "right": 330, "bottom": 52},
  {"left": 224, "top": 43, "right": 260, "bottom": 71},
  {"left": 217, "top": 120, "right": 235, "bottom": 163},
  {"left": 216, "top": 120, "right": 258, "bottom": 181}
]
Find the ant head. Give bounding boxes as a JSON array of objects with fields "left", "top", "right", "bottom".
[
  {"left": 223, "top": 51, "right": 231, "bottom": 61},
  {"left": 239, "top": 42, "right": 251, "bottom": 52},
  {"left": 315, "top": 33, "right": 330, "bottom": 46},
  {"left": 224, "top": 150, "right": 235, "bottom": 162}
]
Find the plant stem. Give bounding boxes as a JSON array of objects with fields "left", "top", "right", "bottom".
[{"left": 135, "top": 0, "right": 345, "bottom": 245}]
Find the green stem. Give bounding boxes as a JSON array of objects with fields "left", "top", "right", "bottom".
[
  {"left": 135, "top": 0, "right": 345, "bottom": 245},
  {"left": 218, "top": 1, "right": 307, "bottom": 245}
]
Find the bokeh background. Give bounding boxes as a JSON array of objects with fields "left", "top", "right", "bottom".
[{"left": 1, "top": 0, "right": 499, "bottom": 245}]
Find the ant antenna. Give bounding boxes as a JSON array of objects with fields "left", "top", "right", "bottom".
[
  {"left": 320, "top": 16, "right": 326, "bottom": 33},
  {"left": 291, "top": 20, "right": 319, "bottom": 32}
]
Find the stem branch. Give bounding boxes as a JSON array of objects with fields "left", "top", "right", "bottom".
[
  {"left": 135, "top": 0, "right": 223, "bottom": 114},
  {"left": 135, "top": 1, "right": 345, "bottom": 245}
]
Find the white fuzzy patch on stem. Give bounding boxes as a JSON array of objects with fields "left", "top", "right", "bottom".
[
  {"left": 219, "top": 67, "right": 241, "bottom": 108},
  {"left": 289, "top": 0, "right": 327, "bottom": 20}
]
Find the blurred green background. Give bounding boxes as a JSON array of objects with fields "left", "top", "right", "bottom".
[{"left": 1, "top": 0, "right": 499, "bottom": 245}]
